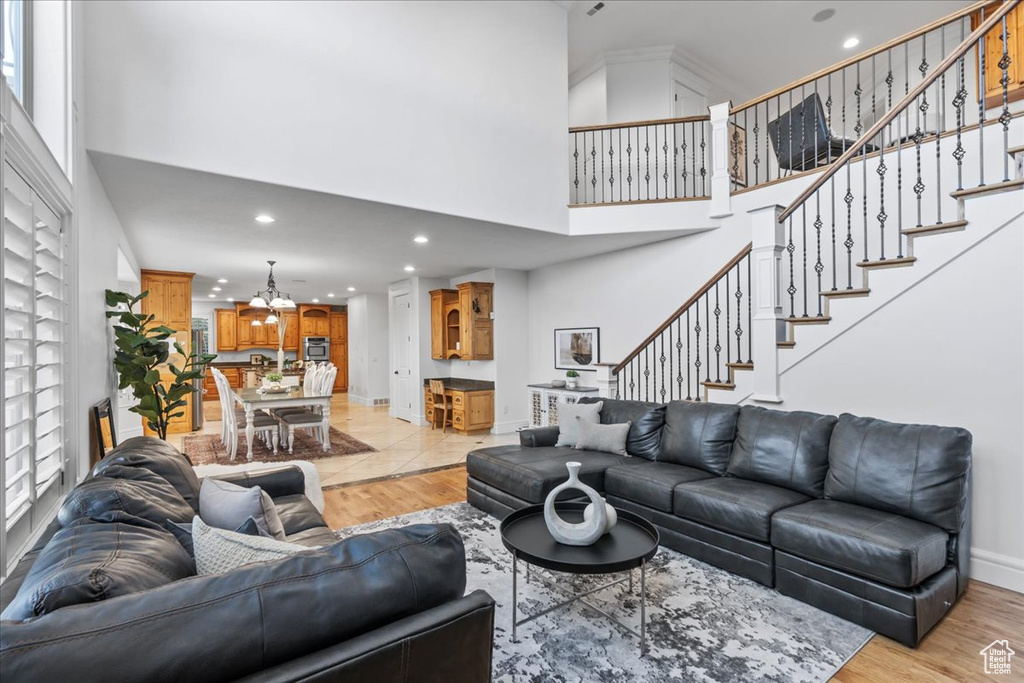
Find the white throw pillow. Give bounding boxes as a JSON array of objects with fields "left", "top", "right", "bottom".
[
  {"left": 191, "top": 516, "right": 310, "bottom": 575},
  {"left": 199, "top": 477, "right": 286, "bottom": 540},
  {"left": 574, "top": 419, "right": 631, "bottom": 456},
  {"left": 555, "top": 401, "right": 603, "bottom": 447}
]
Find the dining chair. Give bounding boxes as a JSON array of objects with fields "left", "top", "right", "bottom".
[
  {"left": 271, "top": 363, "right": 323, "bottom": 419},
  {"left": 274, "top": 365, "right": 337, "bottom": 454},
  {"left": 429, "top": 379, "right": 453, "bottom": 434},
  {"left": 214, "top": 369, "right": 280, "bottom": 459}
]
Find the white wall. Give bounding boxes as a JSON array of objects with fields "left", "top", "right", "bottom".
[
  {"left": 568, "top": 66, "right": 608, "bottom": 128},
  {"left": 348, "top": 293, "right": 390, "bottom": 406},
  {"left": 83, "top": 0, "right": 570, "bottom": 233},
  {"left": 606, "top": 59, "right": 673, "bottom": 123}
]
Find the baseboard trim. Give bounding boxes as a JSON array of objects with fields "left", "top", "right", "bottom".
[
  {"left": 491, "top": 419, "right": 529, "bottom": 435},
  {"left": 971, "top": 548, "right": 1024, "bottom": 593},
  {"left": 349, "top": 394, "right": 389, "bottom": 408}
]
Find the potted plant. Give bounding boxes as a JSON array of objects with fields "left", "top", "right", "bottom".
[
  {"left": 105, "top": 290, "right": 217, "bottom": 440},
  {"left": 264, "top": 371, "right": 285, "bottom": 392},
  {"left": 566, "top": 369, "right": 580, "bottom": 390}
]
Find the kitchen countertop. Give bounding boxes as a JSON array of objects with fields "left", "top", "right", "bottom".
[
  {"left": 423, "top": 377, "right": 495, "bottom": 391},
  {"left": 527, "top": 383, "right": 600, "bottom": 392}
]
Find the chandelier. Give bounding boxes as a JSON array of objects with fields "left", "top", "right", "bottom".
[{"left": 248, "top": 261, "right": 296, "bottom": 326}]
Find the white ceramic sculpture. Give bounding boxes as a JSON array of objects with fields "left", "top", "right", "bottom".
[
  {"left": 584, "top": 500, "right": 618, "bottom": 535},
  {"left": 543, "top": 461, "right": 608, "bottom": 546}
]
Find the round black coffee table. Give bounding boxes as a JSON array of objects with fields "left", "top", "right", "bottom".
[{"left": 500, "top": 502, "right": 659, "bottom": 655}]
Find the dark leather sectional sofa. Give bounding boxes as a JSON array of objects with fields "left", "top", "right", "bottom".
[
  {"left": 467, "top": 398, "right": 972, "bottom": 647},
  {"left": 0, "top": 437, "right": 495, "bottom": 683}
]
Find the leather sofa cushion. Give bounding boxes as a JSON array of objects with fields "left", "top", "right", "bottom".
[
  {"left": 824, "top": 414, "right": 972, "bottom": 533},
  {"left": 91, "top": 436, "right": 202, "bottom": 512},
  {"left": 58, "top": 466, "right": 195, "bottom": 527},
  {"left": 0, "top": 524, "right": 465, "bottom": 683},
  {"left": 605, "top": 462, "right": 714, "bottom": 513},
  {"left": 0, "top": 519, "right": 193, "bottom": 622},
  {"left": 772, "top": 499, "right": 948, "bottom": 588},
  {"left": 727, "top": 406, "right": 837, "bottom": 497},
  {"left": 580, "top": 397, "right": 665, "bottom": 460},
  {"left": 673, "top": 477, "right": 808, "bottom": 542},
  {"left": 659, "top": 401, "right": 740, "bottom": 474},
  {"left": 467, "top": 445, "right": 631, "bottom": 503},
  {"left": 274, "top": 494, "right": 328, "bottom": 536},
  {"left": 285, "top": 526, "right": 341, "bottom": 547}
]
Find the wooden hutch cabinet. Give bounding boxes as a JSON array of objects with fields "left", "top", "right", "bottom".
[
  {"left": 429, "top": 282, "right": 493, "bottom": 360},
  {"left": 974, "top": 2, "right": 1024, "bottom": 108},
  {"left": 140, "top": 269, "right": 194, "bottom": 435}
]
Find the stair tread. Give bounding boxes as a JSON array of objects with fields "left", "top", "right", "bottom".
[
  {"left": 902, "top": 220, "right": 969, "bottom": 236},
  {"left": 726, "top": 362, "right": 754, "bottom": 369},
  {"left": 777, "top": 340, "right": 796, "bottom": 348},
  {"left": 857, "top": 257, "right": 917, "bottom": 269},
  {"left": 702, "top": 381, "right": 735, "bottom": 389},
  {"left": 787, "top": 316, "right": 832, "bottom": 324},
  {"left": 950, "top": 178, "right": 1024, "bottom": 198},
  {"left": 1008, "top": 145, "right": 1024, "bottom": 155},
  {"left": 821, "top": 288, "right": 870, "bottom": 298}
]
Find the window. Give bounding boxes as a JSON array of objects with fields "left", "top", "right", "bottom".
[
  {"left": 2, "top": 161, "right": 67, "bottom": 574},
  {"left": 1, "top": 0, "right": 30, "bottom": 107}
]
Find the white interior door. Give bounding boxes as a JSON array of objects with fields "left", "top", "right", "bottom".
[{"left": 392, "top": 293, "right": 413, "bottom": 422}]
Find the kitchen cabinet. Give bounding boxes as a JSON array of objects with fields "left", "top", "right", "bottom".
[
  {"left": 329, "top": 311, "right": 348, "bottom": 392},
  {"left": 215, "top": 309, "right": 237, "bottom": 351},
  {"left": 282, "top": 311, "right": 299, "bottom": 351},
  {"left": 424, "top": 384, "right": 494, "bottom": 433},
  {"left": 140, "top": 269, "right": 194, "bottom": 435},
  {"left": 299, "top": 304, "right": 331, "bottom": 340},
  {"left": 974, "top": 3, "right": 1024, "bottom": 108},
  {"left": 527, "top": 384, "right": 600, "bottom": 428},
  {"left": 429, "top": 282, "right": 493, "bottom": 360}
]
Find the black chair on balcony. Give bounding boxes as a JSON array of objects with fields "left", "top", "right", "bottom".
[{"left": 768, "top": 93, "right": 875, "bottom": 173}]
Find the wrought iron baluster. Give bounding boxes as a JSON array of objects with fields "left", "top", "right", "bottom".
[
  {"left": 802, "top": 205, "right": 809, "bottom": 317},
  {"left": 573, "top": 132, "right": 580, "bottom": 204},
  {"left": 645, "top": 127, "right": 651, "bottom": 200},
  {"left": 744, "top": 108, "right": 749, "bottom": 186},
  {"left": 591, "top": 132, "right": 598, "bottom": 202},
  {"left": 814, "top": 196, "right": 824, "bottom": 315},
  {"left": 618, "top": 128, "right": 623, "bottom": 202},
  {"left": 662, "top": 124, "right": 670, "bottom": 197},
  {"left": 788, "top": 91, "right": 794, "bottom": 178},
  {"left": 626, "top": 128, "right": 634, "bottom": 200},
  {"left": 673, "top": 124, "right": 678, "bottom": 199},
  {"left": 914, "top": 89, "right": 925, "bottom": 228},
  {"left": 953, "top": 51, "right": 966, "bottom": 191},
  {"left": 877, "top": 126, "right": 888, "bottom": 260},
  {"left": 855, "top": 63, "right": 863, "bottom": 137},
  {"left": 732, "top": 115, "right": 741, "bottom": 189},
  {"left": 704, "top": 295, "right": 711, "bottom": 384},
  {"left": 725, "top": 272, "right": 731, "bottom": 366},
  {"left": 897, "top": 110, "right": 904, "bottom": 258},
  {"left": 659, "top": 333, "right": 667, "bottom": 402},
  {"left": 692, "top": 308, "right": 700, "bottom": 401},
  {"left": 786, "top": 217, "right": 796, "bottom": 317},
  {"left": 800, "top": 84, "right": 807, "bottom": 173},
  {"left": 714, "top": 281, "right": 722, "bottom": 382},
  {"left": 681, "top": 124, "right": 689, "bottom": 197},
  {"left": 936, "top": 33, "right": 943, "bottom": 224},
  {"left": 999, "top": 14, "right": 1012, "bottom": 182},
  {"left": 753, "top": 107, "right": 760, "bottom": 185},
  {"left": 886, "top": 49, "right": 894, "bottom": 140},
  {"left": 582, "top": 132, "right": 588, "bottom": 203},
  {"left": 668, "top": 324, "right": 674, "bottom": 401},
  {"left": 844, "top": 165, "right": 854, "bottom": 289},
  {"left": 734, "top": 262, "right": 743, "bottom": 362},
  {"left": 608, "top": 131, "right": 615, "bottom": 202},
  {"left": 600, "top": 130, "right": 605, "bottom": 203},
  {"left": 676, "top": 318, "right": 683, "bottom": 400},
  {"left": 862, "top": 141, "right": 869, "bottom": 263},
  {"left": 699, "top": 121, "right": 707, "bottom": 196},
  {"left": 644, "top": 346, "right": 650, "bottom": 402},
  {"left": 746, "top": 252, "right": 753, "bottom": 363},
  {"left": 831, "top": 175, "right": 837, "bottom": 291},
  {"left": 654, "top": 126, "right": 659, "bottom": 200},
  {"left": 978, "top": 8, "right": 986, "bottom": 187},
  {"left": 628, "top": 359, "right": 636, "bottom": 401}
]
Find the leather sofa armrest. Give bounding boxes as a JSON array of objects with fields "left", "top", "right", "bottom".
[
  {"left": 520, "top": 426, "right": 559, "bottom": 448},
  {"left": 206, "top": 465, "right": 306, "bottom": 498},
  {"left": 235, "top": 590, "right": 496, "bottom": 683}
]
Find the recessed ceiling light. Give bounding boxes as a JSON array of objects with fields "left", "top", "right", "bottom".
[
  {"left": 327, "top": 293, "right": 335, "bottom": 298},
  {"left": 255, "top": 214, "right": 275, "bottom": 224},
  {"left": 227, "top": 297, "right": 235, "bottom": 302},
  {"left": 312, "top": 298, "right": 319, "bottom": 303},
  {"left": 217, "top": 278, "right": 228, "bottom": 283},
  {"left": 404, "top": 265, "right": 416, "bottom": 272},
  {"left": 212, "top": 286, "right": 222, "bottom": 292},
  {"left": 347, "top": 286, "right": 356, "bottom": 292},
  {"left": 843, "top": 37, "right": 859, "bottom": 49},
  {"left": 413, "top": 235, "right": 429, "bottom": 244},
  {"left": 208, "top": 294, "right": 216, "bottom": 298}
]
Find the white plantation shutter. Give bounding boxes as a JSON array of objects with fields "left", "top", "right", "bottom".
[{"left": 2, "top": 161, "right": 68, "bottom": 568}]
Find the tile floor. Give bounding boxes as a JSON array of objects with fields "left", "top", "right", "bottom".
[{"left": 177, "top": 393, "right": 518, "bottom": 488}]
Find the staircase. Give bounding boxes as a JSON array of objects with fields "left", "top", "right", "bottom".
[{"left": 606, "top": 0, "right": 1023, "bottom": 404}]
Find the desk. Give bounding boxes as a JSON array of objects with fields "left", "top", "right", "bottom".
[{"left": 423, "top": 378, "right": 495, "bottom": 433}]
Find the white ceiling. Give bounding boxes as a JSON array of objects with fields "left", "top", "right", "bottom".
[
  {"left": 91, "top": 152, "right": 693, "bottom": 304},
  {"left": 568, "top": 1, "right": 972, "bottom": 102}
]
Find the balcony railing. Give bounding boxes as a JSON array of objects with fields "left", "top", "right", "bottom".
[{"left": 568, "top": 116, "right": 710, "bottom": 206}]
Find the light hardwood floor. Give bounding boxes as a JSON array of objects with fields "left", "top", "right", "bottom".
[{"left": 324, "top": 466, "right": 1024, "bottom": 682}]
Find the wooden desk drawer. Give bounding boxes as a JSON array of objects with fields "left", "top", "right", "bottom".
[
  {"left": 452, "top": 392, "right": 465, "bottom": 408},
  {"left": 453, "top": 411, "right": 465, "bottom": 428}
]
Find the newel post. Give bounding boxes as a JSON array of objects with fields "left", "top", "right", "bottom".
[
  {"left": 594, "top": 363, "right": 618, "bottom": 399},
  {"left": 748, "top": 204, "right": 786, "bottom": 403},
  {"left": 708, "top": 101, "right": 733, "bottom": 219}
]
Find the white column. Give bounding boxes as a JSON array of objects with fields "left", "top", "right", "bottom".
[
  {"left": 749, "top": 204, "right": 786, "bottom": 403},
  {"left": 594, "top": 363, "right": 618, "bottom": 399},
  {"left": 708, "top": 101, "right": 734, "bottom": 219}
]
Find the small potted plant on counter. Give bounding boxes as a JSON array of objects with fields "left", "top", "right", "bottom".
[{"left": 566, "top": 369, "right": 579, "bottom": 390}]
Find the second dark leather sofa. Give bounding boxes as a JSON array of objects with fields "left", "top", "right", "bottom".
[{"left": 467, "top": 399, "right": 972, "bottom": 647}]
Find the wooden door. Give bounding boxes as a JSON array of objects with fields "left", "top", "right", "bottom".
[
  {"left": 458, "top": 287, "right": 473, "bottom": 357},
  {"left": 472, "top": 323, "right": 493, "bottom": 360},
  {"left": 430, "top": 291, "right": 444, "bottom": 359},
  {"left": 215, "top": 309, "right": 237, "bottom": 351},
  {"left": 264, "top": 321, "right": 279, "bottom": 347},
  {"left": 282, "top": 312, "right": 299, "bottom": 350},
  {"left": 314, "top": 317, "right": 330, "bottom": 336}
]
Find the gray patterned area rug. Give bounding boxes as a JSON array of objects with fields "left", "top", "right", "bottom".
[{"left": 336, "top": 503, "right": 873, "bottom": 683}]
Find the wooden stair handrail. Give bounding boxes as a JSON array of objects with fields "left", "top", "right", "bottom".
[
  {"left": 614, "top": 242, "right": 752, "bottom": 374},
  {"left": 731, "top": 1, "right": 989, "bottom": 114},
  {"left": 569, "top": 114, "right": 710, "bottom": 134},
  {"left": 778, "top": 0, "right": 1018, "bottom": 224}
]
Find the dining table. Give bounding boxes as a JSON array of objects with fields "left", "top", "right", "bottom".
[{"left": 232, "top": 386, "right": 332, "bottom": 460}]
